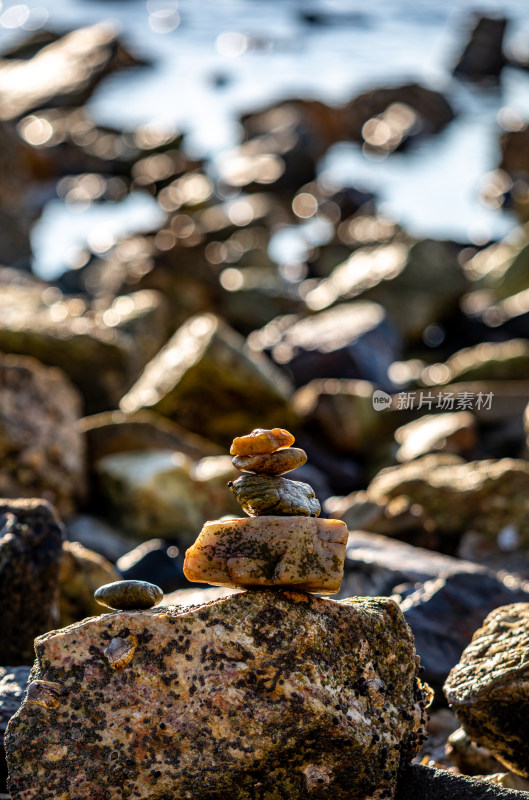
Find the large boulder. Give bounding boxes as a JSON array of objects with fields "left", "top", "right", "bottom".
[
  {"left": 120, "top": 313, "right": 294, "bottom": 445},
  {"left": 0, "top": 286, "right": 169, "bottom": 413},
  {"left": 0, "top": 499, "right": 63, "bottom": 665},
  {"left": 6, "top": 590, "right": 430, "bottom": 800},
  {"left": 445, "top": 602, "right": 529, "bottom": 778},
  {"left": 0, "top": 353, "right": 86, "bottom": 517}
]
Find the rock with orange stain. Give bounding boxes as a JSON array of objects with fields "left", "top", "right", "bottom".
[
  {"left": 5, "top": 590, "right": 430, "bottom": 800},
  {"left": 230, "top": 427, "right": 295, "bottom": 456},
  {"left": 184, "top": 516, "right": 346, "bottom": 593}
]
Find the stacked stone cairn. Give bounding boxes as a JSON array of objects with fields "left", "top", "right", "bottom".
[{"left": 184, "top": 427, "right": 349, "bottom": 594}]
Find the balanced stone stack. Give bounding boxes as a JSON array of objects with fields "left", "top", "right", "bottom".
[{"left": 184, "top": 427, "right": 349, "bottom": 593}]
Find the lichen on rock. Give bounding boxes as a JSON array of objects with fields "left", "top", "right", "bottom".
[{"left": 6, "top": 590, "right": 430, "bottom": 800}]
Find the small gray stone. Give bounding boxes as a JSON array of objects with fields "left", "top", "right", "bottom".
[
  {"left": 94, "top": 580, "right": 163, "bottom": 610},
  {"left": 229, "top": 473, "right": 320, "bottom": 517}
]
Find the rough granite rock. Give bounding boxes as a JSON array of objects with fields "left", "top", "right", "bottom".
[
  {"left": 0, "top": 499, "right": 64, "bottom": 665},
  {"left": 395, "top": 764, "right": 529, "bottom": 800},
  {"left": 120, "top": 313, "right": 294, "bottom": 446},
  {"left": 0, "top": 353, "right": 86, "bottom": 518},
  {"left": 229, "top": 473, "right": 321, "bottom": 517},
  {"left": 0, "top": 666, "right": 31, "bottom": 793},
  {"left": 184, "top": 516, "right": 348, "bottom": 593},
  {"left": 402, "top": 573, "right": 529, "bottom": 697},
  {"left": 6, "top": 590, "right": 430, "bottom": 800},
  {"left": 444, "top": 602, "right": 529, "bottom": 778}
]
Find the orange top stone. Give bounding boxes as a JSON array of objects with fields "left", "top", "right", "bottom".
[{"left": 230, "top": 427, "right": 295, "bottom": 456}]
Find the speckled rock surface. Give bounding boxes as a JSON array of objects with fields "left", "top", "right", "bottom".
[
  {"left": 6, "top": 591, "right": 430, "bottom": 800},
  {"left": 0, "top": 667, "right": 31, "bottom": 792},
  {"left": 229, "top": 473, "right": 321, "bottom": 517},
  {"left": 0, "top": 499, "right": 63, "bottom": 665},
  {"left": 444, "top": 602, "right": 529, "bottom": 778},
  {"left": 0, "top": 353, "right": 86, "bottom": 518},
  {"left": 184, "top": 517, "right": 348, "bottom": 593},
  {"left": 395, "top": 764, "right": 529, "bottom": 800}
]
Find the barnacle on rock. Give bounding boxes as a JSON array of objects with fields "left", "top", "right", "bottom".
[
  {"left": 104, "top": 634, "right": 139, "bottom": 671},
  {"left": 26, "top": 680, "right": 63, "bottom": 710}
]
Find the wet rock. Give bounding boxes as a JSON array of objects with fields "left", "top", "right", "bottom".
[
  {"left": 304, "top": 239, "right": 467, "bottom": 341},
  {"left": 94, "top": 579, "right": 163, "bottom": 610},
  {"left": 0, "top": 353, "right": 86, "bottom": 517},
  {"left": 0, "top": 667, "right": 31, "bottom": 793},
  {"left": 293, "top": 378, "right": 395, "bottom": 456},
  {"left": 233, "top": 446, "right": 307, "bottom": 475},
  {"left": 0, "top": 499, "right": 63, "bottom": 665},
  {"left": 337, "top": 530, "right": 484, "bottom": 599},
  {"left": 447, "top": 727, "right": 504, "bottom": 776},
  {"left": 6, "top": 590, "right": 429, "bottom": 800},
  {"left": 0, "top": 286, "right": 170, "bottom": 413},
  {"left": 0, "top": 24, "right": 143, "bottom": 121},
  {"left": 350, "top": 455, "right": 529, "bottom": 545},
  {"left": 116, "top": 539, "right": 186, "bottom": 593},
  {"left": 445, "top": 602, "right": 529, "bottom": 777},
  {"left": 453, "top": 15, "right": 507, "bottom": 81},
  {"left": 395, "top": 763, "right": 529, "bottom": 799},
  {"left": 80, "top": 409, "right": 221, "bottom": 468},
  {"left": 120, "top": 313, "right": 294, "bottom": 446},
  {"left": 59, "top": 541, "right": 120, "bottom": 626},
  {"left": 249, "top": 301, "right": 400, "bottom": 390},
  {"left": 395, "top": 411, "right": 478, "bottom": 462},
  {"left": 66, "top": 515, "right": 137, "bottom": 563},
  {"left": 185, "top": 517, "right": 347, "bottom": 593},
  {"left": 96, "top": 449, "right": 239, "bottom": 544},
  {"left": 402, "top": 573, "right": 529, "bottom": 696},
  {"left": 229, "top": 473, "right": 320, "bottom": 517}
]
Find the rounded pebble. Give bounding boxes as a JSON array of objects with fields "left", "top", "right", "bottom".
[
  {"left": 230, "top": 427, "right": 295, "bottom": 456},
  {"left": 94, "top": 580, "right": 163, "bottom": 610},
  {"left": 233, "top": 447, "right": 307, "bottom": 475}
]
